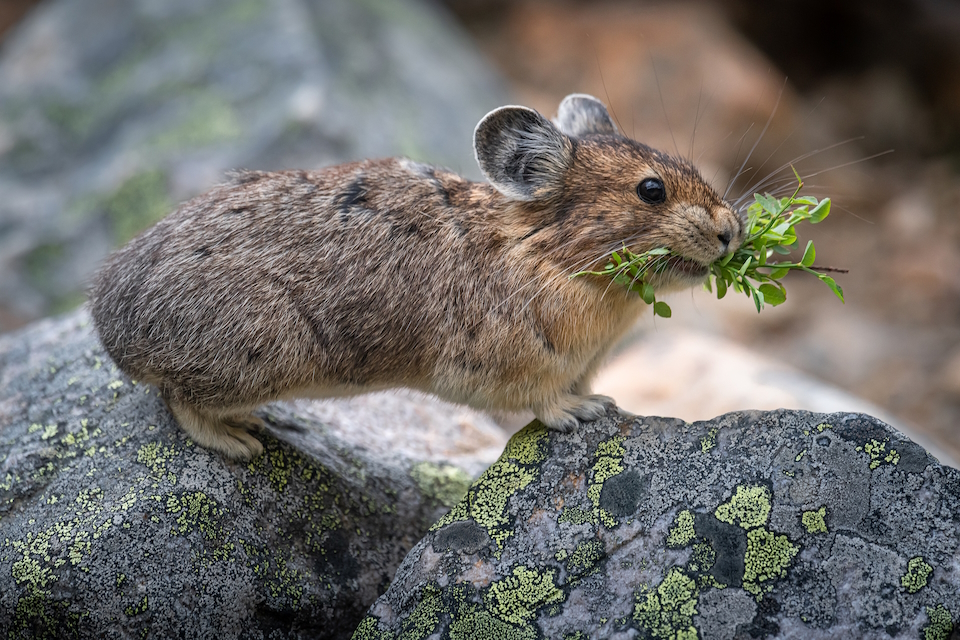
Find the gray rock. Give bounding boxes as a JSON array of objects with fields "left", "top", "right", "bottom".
[
  {"left": 0, "top": 309, "right": 506, "bottom": 638},
  {"left": 0, "top": 0, "right": 506, "bottom": 327},
  {"left": 358, "top": 410, "right": 960, "bottom": 639}
]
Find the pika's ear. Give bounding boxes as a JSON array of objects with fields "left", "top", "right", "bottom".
[
  {"left": 474, "top": 105, "right": 572, "bottom": 201},
  {"left": 554, "top": 93, "right": 617, "bottom": 137}
]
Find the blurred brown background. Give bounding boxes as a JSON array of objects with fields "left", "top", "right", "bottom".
[{"left": 2, "top": 0, "right": 959, "bottom": 462}]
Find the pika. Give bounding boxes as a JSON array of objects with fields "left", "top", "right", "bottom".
[{"left": 90, "top": 94, "right": 745, "bottom": 459}]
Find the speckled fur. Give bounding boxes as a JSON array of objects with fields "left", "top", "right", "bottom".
[{"left": 90, "top": 94, "right": 744, "bottom": 459}]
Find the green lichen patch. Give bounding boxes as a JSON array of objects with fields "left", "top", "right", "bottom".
[
  {"left": 448, "top": 602, "right": 535, "bottom": 640},
  {"left": 588, "top": 435, "right": 627, "bottom": 528},
  {"left": 399, "top": 583, "right": 443, "bottom": 640},
  {"left": 923, "top": 605, "right": 954, "bottom": 640},
  {"left": 565, "top": 539, "right": 605, "bottom": 578},
  {"left": 688, "top": 543, "right": 716, "bottom": 574},
  {"left": 861, "top": 438, "right": 900, "bottom": 471},
  {"left": 557, "top": 507, "right": 593, "bottom": 526},
  {"left": 501, "top": 424, "right": 550, "bottom": 465},
  {"left": 410, "top": 461, "right": 472, "bottom": 508},
  {"left": 633, "top": 567, "right": 699, "bottom": 639},
  {"left": 351, "top": 615, "right": 396, "bottom": 640},
  {"left": 484, "top": 565, "right": 564, "bottom": 626},
  {"left": 431, "top": 424, "right": 549, "bottom": 553},
  {"left": 667, "top": 510, "right": 696, "bottom": 548},
  {"left": 136, "top": 441, "right": 179, "bottom": 483},
  {"left": 11, "top": 553, "right": 57, "bottom": 593},
  {"left": 247, "top": 439, "right": 336, "bottom": 497},
  {"left": 166, "top": 491, "right": 225, "bottom": 542},
  {"left": 124, "top": 594, "right": 149, "bottom": 617},
  {"left": 801, "top": 507, "right": 828, "bottom": 534},
  {"left": 386, "top": 579, "right": 552, "bottom": 640},
  {"left": 700, "top": 428, "right": 718, "bottom": 453},
  {"left": 714, "top": 485, "right": 771, "bottom": 530},
  {"left": 742, "top": 527, "right": 798, "bottom": 596},
  {"left": 901, "top": 556, "right": 933, "bottom": 594}
]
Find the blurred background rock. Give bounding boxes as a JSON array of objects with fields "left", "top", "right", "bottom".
[{"left": 2, "top": 0, "right": 959, "bottom": 463}]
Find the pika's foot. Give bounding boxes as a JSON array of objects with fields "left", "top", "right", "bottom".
[
  {"left": 535, "top": 393, "right": 616, "bottom": 433},
  {"left": 166, "top": 401, "right": 265, "bottom": 460}
]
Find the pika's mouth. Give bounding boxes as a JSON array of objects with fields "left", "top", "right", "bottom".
[{"left": 662, "top": 254, "right": 709, "bottom": 279}]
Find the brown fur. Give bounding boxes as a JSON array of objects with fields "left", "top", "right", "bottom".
[{"left": 89, "top": 94, "right": 745, "bottom": 458}]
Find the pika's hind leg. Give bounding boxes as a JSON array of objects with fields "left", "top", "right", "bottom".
[{"left": 165, "top": 399, "right": 265, "bottom": 459}]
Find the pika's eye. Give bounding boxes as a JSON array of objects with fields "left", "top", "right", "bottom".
[{"left": 636, "top": 178, "right": 666, "bottom": 204}]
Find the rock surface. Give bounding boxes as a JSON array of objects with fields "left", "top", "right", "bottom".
[
  {"left": 0, "top": 309, "right": 506, "bottom": 638},
  {"left": 358, "top": 410, "right": 959, "bottom": 639},
  {"left": 592, "top": 327, "right": 960, "bottom": 469},
  {"left": 0, "top": 0, "right": 505, "bottom": 328}
]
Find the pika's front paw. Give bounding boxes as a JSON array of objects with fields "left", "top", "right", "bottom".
[{"left": 535, "top": 393, "right": 616, "bottom": 433}]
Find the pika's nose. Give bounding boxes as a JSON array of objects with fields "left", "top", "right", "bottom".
[
  {"left": 716, "top": 206, "right": 744, "bottom": 254},
  {"left": 718, "top": 230, "right": 733, "bottom": 253}
]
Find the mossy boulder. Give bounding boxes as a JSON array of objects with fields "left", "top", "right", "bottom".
[
  {"left": 0, "top": 309, "right": 506, "bottom": 638},
  {"left": 358, "top": 410, "right": 960, "bottom": 638}
]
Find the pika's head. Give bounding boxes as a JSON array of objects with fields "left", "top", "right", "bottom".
[{"left": 474, "top": 93, "right": 745, "bottom": 292}]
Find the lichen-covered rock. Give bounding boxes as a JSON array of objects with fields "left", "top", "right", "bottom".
[
  {"left": 357, "top": 410, "right": 960, "bottom": 639},
  {"left": 0, "top": 309, "right": 506, "bottom": 639},
  {"left": 0, "top": 0, "right": 505, "bottom": 328}
]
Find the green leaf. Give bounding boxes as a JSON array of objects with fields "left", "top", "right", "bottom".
[
  {"left": 772, "top": 221, "right": 792, "bottom": 237},
  {"left": 640, "top": 282, "right": 656, "bottom": 305},
  {"left": 758, "top": 283, "right": 786, "bottom": 306},
  {"left": 772, "top": 245, "right": 792, "bottom": 255},
  {"left": 756, "top": 193, "right": 780, "bottom": 214},
  {"left": 800, "top": 240, "right": 816, "bottom": 267},
  {"left": 611, "top": 251, "right": 622, "bottom": 266},
  {"left": 752, "top": 289, "right": 763, "bottom": 313},
  {"left": 768, "top": 266, "right": 790, "bottom": 280},
  {"left": 809, "top": 198, "right": 831, "bottom": 223},
  {"left": 820, "top": 275, "right": 845, "bottom": 302},
  {"left": 794, "top": 196, "right": 818, "bottom": 205},
  {"left": 653, "top": 301, "right": 672, "bottom": 318},
  {"left": 716, "top": 277, "right": 728, "bottom": 299}
]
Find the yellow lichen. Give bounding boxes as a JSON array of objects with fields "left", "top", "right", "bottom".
[
  {"left": 902, "top": 556, "right": 933, "bottom": 594},
  {"left": 923, "top": 605, "right": 954, "bottom": 640},
  {"left": 801, "top": 507, "right": 827, "bottom": 534},
  {"left": 431, "top": 424, "right": 549, "bottom": 553},
  {"left": 588, "top": 435, "right": 626, "bottom": 528},
  {"left": 863, "top": 439, "right": 900, "bottom": 470},
  {"left": 742, "top": 527, "right": 798, "bottom": 596},
  {"left": 484, "top": 565, "right": 564, "bottom": 626},
  {"left": 633, "top": 567, "right": 699, "bottom": 639},
  {"left": 700, "top": 428, "right": 718, "bottom": 453},
  {"left": 714, "top": 485, "right": 771, "bottom": 530},
  {"left": 667, "top": 510, "right": 696, "bottom": 548}
]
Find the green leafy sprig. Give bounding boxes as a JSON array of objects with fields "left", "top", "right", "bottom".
[{"left": 572, "top": 176, "right": 845, "bottom": 317}]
